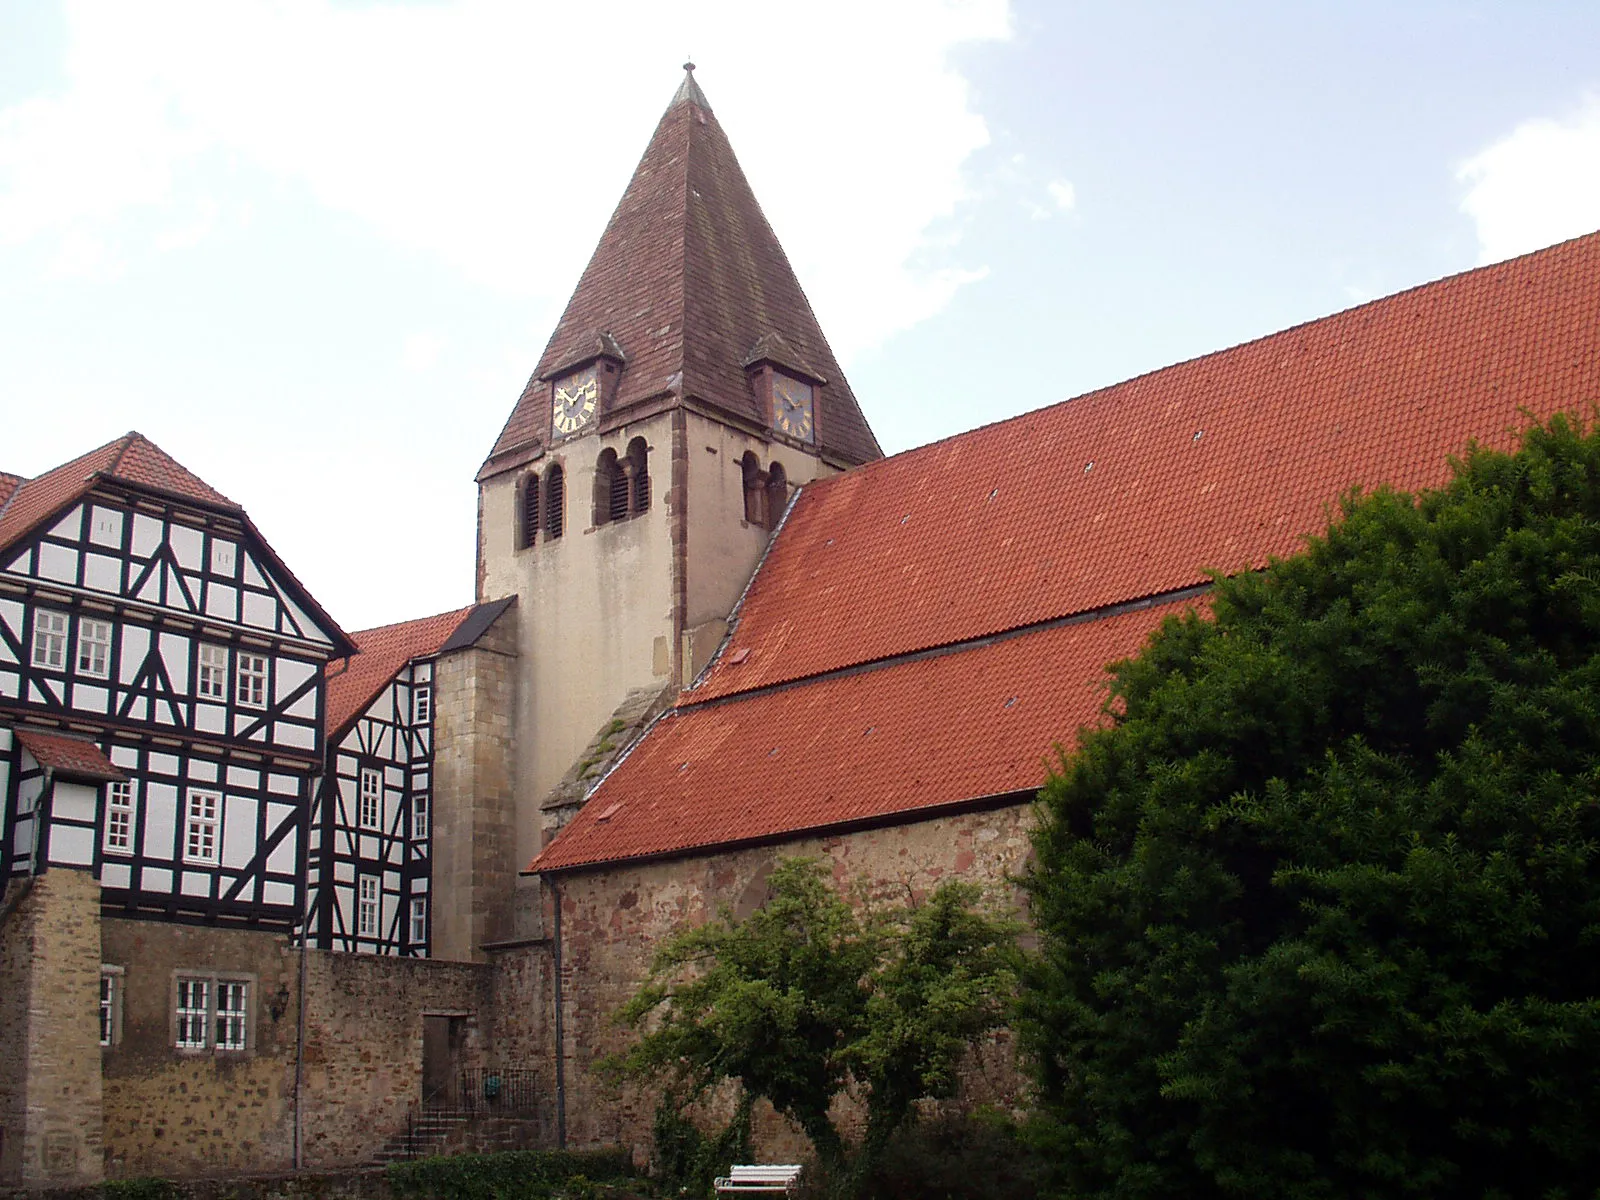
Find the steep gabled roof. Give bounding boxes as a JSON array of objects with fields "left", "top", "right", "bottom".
[
  {"left": 530, "top": 229, "right": 1600, "bottom": 874},
  {"left": 325, "top": 604, "right": 479, "bottom": 735},
  {"left": 0, "top": 432, "right": 356, "bottom": 657},
  {"left": 480, "top": 68, "right": 880, "bottom": 479}
]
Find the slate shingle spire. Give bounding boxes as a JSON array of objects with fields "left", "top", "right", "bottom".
[{"left": 480, "top": 66, "right": 881, "bottom": 479}]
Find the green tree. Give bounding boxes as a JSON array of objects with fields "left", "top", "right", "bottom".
[
  {"left": 1019, "top": 414, "right": 1600, "bottom": 1199},
  {"left": 610, "top": 858, "right": 1018, "bottom": 1193}
]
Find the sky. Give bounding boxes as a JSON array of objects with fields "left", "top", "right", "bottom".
[{"left": 3, "top": 1, "right": 1599, "bottom": 632}]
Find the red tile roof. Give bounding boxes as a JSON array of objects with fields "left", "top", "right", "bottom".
[
  {"left": 325, "top": 606, "right": 476, "bottom": 735},
  {"left": 689, "top": 231, "right": 1600, "bottom": 703},
  {"left": 0, "top": 474, "right": 22, "bottom": 509},
  {"left": 12, "top": 728, "right": 127, "bottom": 782},
  {"left": 533, "top": 229, "right": 1600, "bottom": 874},
  {"left": 0, "top": 432, "right": 238, "bottom": 557},
  {"left": 530, "top": 597, "right": 1187, "bottom": 872},
  {"left": 480, "top": 71, "right": 880, "bottom": 479}
]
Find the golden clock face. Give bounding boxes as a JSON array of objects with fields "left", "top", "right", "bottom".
[
  {"left": 772, "top": 374, "right": 815, "bottom": 442},
  {"left": 552, "top": 368, "right": 600, "bottom": 435}
]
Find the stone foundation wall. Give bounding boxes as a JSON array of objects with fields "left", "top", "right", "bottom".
[
  {"left": 545, "top": 804, "right": 1035, "bottom": 1164},
  {"left": 0, "top": 870, "right": 105, "bottom": 1188},
  {"left": 298, "top": 951, "right": 493, "bottom": 1169},
  {"left": 99, "top": 919, "right": 298, "bottom": 1178}
]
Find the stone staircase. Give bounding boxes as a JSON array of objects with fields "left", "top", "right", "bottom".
[
  {"left": 370, "top": 1111, "right": 548, "bottom": 1164},
  {"left": 369, "top": 1109, "right": 472, "bottom": 1164}
]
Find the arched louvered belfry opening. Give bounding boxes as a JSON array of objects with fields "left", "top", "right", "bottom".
[
  {"left": 594, "top": 449, "right": 627, "bottom": 526},
  {"left": 627, "top": 437, "right": 650, "bottom": 515},
  {"left": 741, "top": 451, "right": 766, "bottom": 527},
  {"left": 765, "top": 461, "right": 789, "bottom": 530},
  {"left": 544, "top": 464, "right": 566, "bottom": 540},
  {"left": 519, "top": 471, "right": 540, "bottom": 549}
]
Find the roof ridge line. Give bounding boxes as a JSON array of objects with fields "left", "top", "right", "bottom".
[
  {"left": 105, "top": 431, "right": 139, "bottom": 478},
  {"left": 681, "top": 579, "right": 1214, "bottom": 711}
]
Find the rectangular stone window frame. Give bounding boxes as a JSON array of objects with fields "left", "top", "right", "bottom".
[
  {"left": 76, "top": 616, "right": 113, "bottom": 679},
  {"left": 184, "top": 789, "right": 221, "bottom": 864},
  {"left": 171, "top": 970, "right": 254, "bottom": 1054},
  {"left": 359, "top": 768, "right": 382, "bottom": 830},
  {"left": 197, "top": 642, "right": 229, "bottom": 700},
  {"left": 358, "top": 875, "right": 380, "bottom": 937},
  {"left": 104, "top": 779, "right": 136, "bottom": 855},
  {"left": 237, "top": 651, "right": 269, "bottom": 709},
  {"left": 413, "top": 683, "right": 432, "bottom": 726},
  {"left": 100, "top": 964, "right": 124, "bottom": 1048},
  {"left": 31, "top": 609, "right": 68, "bottom": 670}
]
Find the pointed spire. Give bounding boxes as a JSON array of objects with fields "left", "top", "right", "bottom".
[{"left": 671, "top": 60, "right": 711, "bottom": 111}]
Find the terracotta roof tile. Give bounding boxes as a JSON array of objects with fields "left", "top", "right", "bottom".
[
  {"left": 0, "top": 473, "right": 22, "bottom": 508},
  {"left": 690, "top": 231, "right": 1600, "bottom": 703},
  {"left": 325, "top": 606, "right": 477, "bottom": 735},
  {"left": 12, "top": 728, "right": 127, "bottom": 782},
  {"left": 0, "top": 432, "right": 238, "bottom": 557},
  {"left": 481, "top": 72, "right": 880, "bottom": 478},
  {"left": 529, "top": 597, "right": 1186, "bottom": 873}
]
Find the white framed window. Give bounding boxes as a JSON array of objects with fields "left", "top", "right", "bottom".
[
  {"left": 184, "top": 790, "right": 220, "bottom": 864},
  {"left": 412, "top": 792, "right": 429, "bottom": 840},
  {"left": 197, "top": 643, "right": 229, "bottom": 700},
  {"left": 174, "top": 974, "right": 250, "bottom": 1052},
  {"left": 77, "top": 618, "right": 113, "bottom": 678},
  {"left": 237, "top": 653, "right": 268, "bottom": 708},
  {"left": 31, "top": 610, "right": 68, "bottom": 670},
  {"left": 100, "top": 966, "right": 124, "bottom": 1047},
  {"left": 358, "top": 876, "right": 380, "bottom": 937},
  {"left": 359, "top": 768, "right": 382, "bottom": 830},
  {"left": 104, "top": 780, "right": 136, "bottom": 855},
  {"left": 410, "top": 897, "right": 427, "bottom": 946},
  {"left": 413, "top": 684, "right": 432, "bottom": 725},
  {"left": 175, "top": 977, "right": 210, "bottom": 1049}
]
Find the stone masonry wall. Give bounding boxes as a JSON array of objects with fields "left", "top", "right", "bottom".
[
  {"left": 0, "top": 870, "right": 105, "bottom": 1187},
  {"left": 433, "top": 608, "right": 520, "bottom": 961},
  {"left": 545, "top": 804, "right": 1035, "bottom": 1165},
  {"left": 298, "top": 951, "right": 492, "bottom": 1169},
  {"left": 99, "top": 919, "right": 298, "bottom": 1179}
]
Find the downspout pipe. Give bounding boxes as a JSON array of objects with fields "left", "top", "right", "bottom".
[
  {"left": 0, "top": 767, "right": 52, "bottom": 928},
  {"left": 293, "top": 772, "right": 321, "bottom": 1171},
  {"left": 551, "top": 877, "right": 566, "bottom": 1149}
]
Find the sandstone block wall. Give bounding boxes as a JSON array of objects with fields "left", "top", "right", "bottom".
[
  {"left": 0, "top": 871, "right": 105, "bottom": 1187},
  {"left": 545, "top": 804, "right": 1036, "bottom": 1164},
  {"left": 433, "top": 608, "right": 520, "bottom": 961},
  {"left": 298, "top": 951, "right": 493, "bottom": 1169}
]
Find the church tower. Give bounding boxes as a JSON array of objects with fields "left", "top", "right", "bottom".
[{"left": 473, "top": 66, "right": 880, "bottom": 941}]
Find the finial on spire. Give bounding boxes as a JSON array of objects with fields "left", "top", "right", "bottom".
[{"left": 670, "top": 59, "right": 711, "bottom": 112}]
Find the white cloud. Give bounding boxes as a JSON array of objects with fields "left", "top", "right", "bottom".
[
  {"left": 0, "top": 0, "right": 1011, "bottom": 360},
  {"left": 1458, "top": 93, "right": 1600, "bottom": 264},
  {"left": 400, "top": 332, "right": 448, "bottom": 374},
  {"left": 1046, "top": 178, "right": 1076, "bottom": 213}
]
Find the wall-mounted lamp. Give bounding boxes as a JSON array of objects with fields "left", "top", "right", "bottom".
[{"left": 268, "top": 982, "right": 291, "bottom": 1023}]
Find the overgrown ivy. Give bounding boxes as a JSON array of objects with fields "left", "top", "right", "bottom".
[{"left": 649, "top": 1090, "right": 753, "bottom": 1197}]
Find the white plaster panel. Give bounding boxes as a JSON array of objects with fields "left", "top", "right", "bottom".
[
  {"left": 11, "top": 818, "right": 36, "bottom": 860},
  {"left": 0, "top": 670, "right": 17, "bottom": 699},
  {"left": 360, "top": 834, "right": 377, "bottom": 860},
  {"left": 142, "top": 866, "right": 172, "bottom": 892},
  {"left": 137, "top": 569, "right": 162, "bottom": 604},
  {"left": 370, "top": 688, "right": 394, "bottom": 724},
  {"left": 268, "top": 773, "right": 300, "bottom": 797},
  {"left": 187, "top": 757, "right": 218, "bottom": 783},
  {"left": 413, "top": 662, "right": 432, "bottom": 683},
  {"left": 267, "top": 833, "right": 296, "bottom": 877},
  {"left": 267, "top": 801, "right": 295, "bottom": 832},
  {"left": 276, "top": 657, "right": 315, "bottom": 702},
  {"left": 53, "top": 780, "right": 97, "bottom": 824},
  {"left": 334, "top": 860, "right": 354, "bottom": 883},
  {"left": 232, "top": 876, "right": 258, "bottom": 904},
  {"left": 144, "top": 783, "right": 178, "bottom": 856},
  {"left": 89, "top": 506, "right": 124, "bottom": 548},
  {"left": 169, "top": 523, "right": 203, "bottom": 570},
  {"left": 276, "top": 722, "right": 315, "bottom": 750},
  {"left": 210, "top": 539, "right": 237, "bottom": 577},
  {"left": 49, "top": 506, "right": 83, "bottom": 540},
  {"left": 285, "top": 690, "right": 317, "bottom": 720},
  {"left": 205, "top": 582, "right": 239, "bottom": 622},
  {"left": 49, "top": 822, "right": 94, "bottom": 866},
  {"left": 37, "top": 541, "right": 78, "bottom": 584},
  {"left": 101, "top": 861, "right": 132, "bottom": 889},
  {"left": 0, "top": 598, "right": 23, "bottom": 642},
  {"left": 226, "top": 765, "right": 261, "bottom": 789},
  {"left": 18, "top": 766, "right": 42, "bottom": 810},
  {"left": 125, "top": 694, "right": 148, "bottom": 721},
  {"left": 181, "top": 573, "right": 205, "bottom": 609},
  {"left": 165, "top": 565, "right": 194, "bottom": 611},
  {"left": 4, "top": 550, "right": 31, "bottom": 575},
  {"left": 222, "top": 796, "right": 256, "bottom": 868},
  {"left": 242, "top": 554, "right": 266, "bottom": 588},
  {"left": 71, "top": 683, "right": 109, "bottom": 713},
  {"left": 195, "top": 703, "right": 226, "bottom": 734},
  {"left": 30, "top": 678, "right": 63, "bottom": 706},
  {"left": 108, "top": 744, "right": 137, "bottom": 768},
  {"left": 84, "top": 552, "right": 121, "bottom": 593},
  {"left": 131, "top": 513, "right": 162, "bottom": 557},
  {"left": 264, "top": 880, "right": 294, "bottom": 907},
  {"left": 280, "top": 592, "right": 330, "bottom": 644},
  {"left": 242, "top": 590, "right": 276, "bottom": 629},
  {"left": 118, "top": 625, "right": 149, "bottom": 684},
  {"left": 181, "top": 871, "right": 210, "bottom": 897}
]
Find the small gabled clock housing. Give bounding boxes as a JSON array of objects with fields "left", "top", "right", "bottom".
[
  {"left": 743, "top": 332, "right": 824, "bottom": 446},
  {"left": 543, "top": 331, "right": 626, "bottom": 440}
]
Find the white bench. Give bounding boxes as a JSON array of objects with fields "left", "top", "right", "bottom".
[{"left": 713, "top": 1164, "right": 804, "bottom": 1194}]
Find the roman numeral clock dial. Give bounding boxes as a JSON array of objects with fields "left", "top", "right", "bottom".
[{"left": 552, "top": 367, "right": 600, "bottom": 435}]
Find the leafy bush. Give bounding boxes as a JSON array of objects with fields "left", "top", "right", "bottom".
[
  {"left": 101, "top": 1179, "right": 179, "bottom": 1200},
  {"left": 649, "top": 1092, "right": 752, "bottom": 1197},
  {"left": 386, "top": 1147, "right": 634, "bottom": 1200}
]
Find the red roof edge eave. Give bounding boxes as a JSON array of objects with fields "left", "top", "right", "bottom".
[{"left": 524, "top": 785, "right": 1045, "bottom": 879}]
